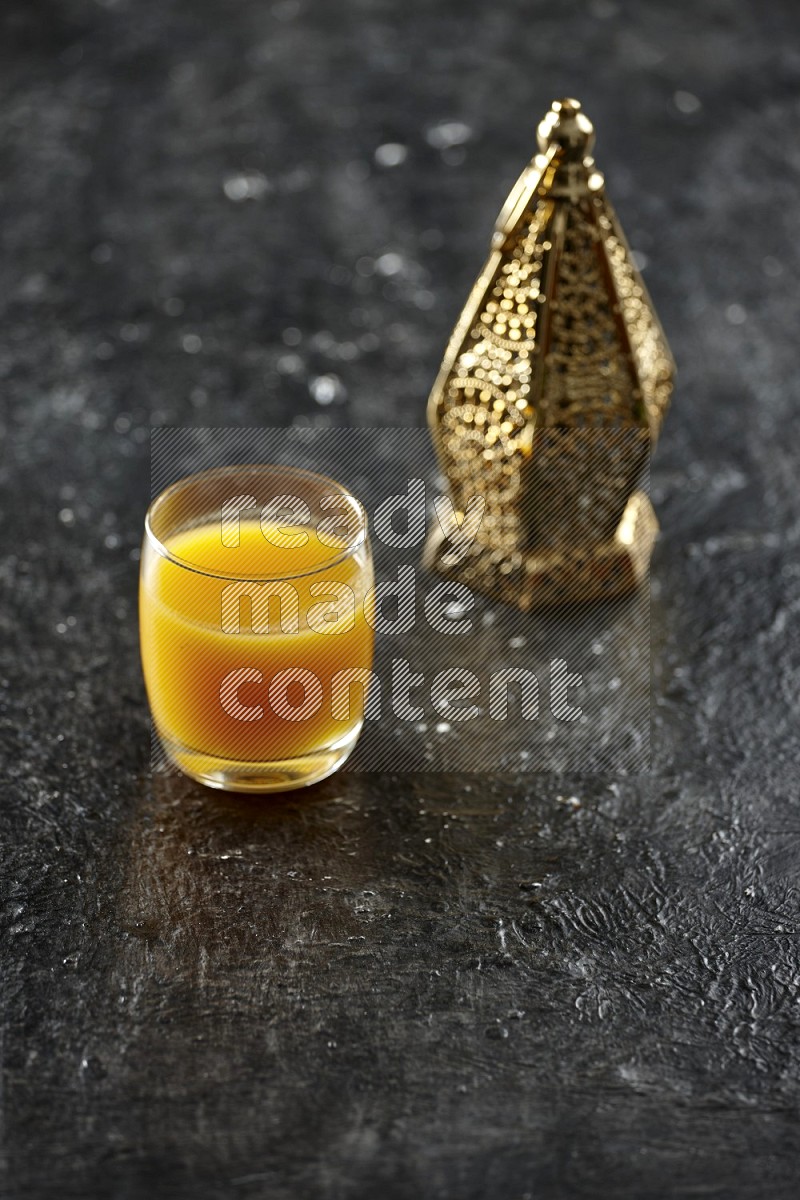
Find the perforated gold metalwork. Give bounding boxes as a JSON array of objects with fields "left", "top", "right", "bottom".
[{"left": 425, "top": 98, "right": 675, "bottom": 610}]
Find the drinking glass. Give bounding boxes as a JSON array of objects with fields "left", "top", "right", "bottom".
[{"left": 140, "top": 465, "right": 374, "bottom": 792}]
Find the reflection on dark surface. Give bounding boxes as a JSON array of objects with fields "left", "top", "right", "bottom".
[{"left": 116, "top": 773, "right": 376, "bottom": 981}]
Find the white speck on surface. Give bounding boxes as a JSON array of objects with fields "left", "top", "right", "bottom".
[
  {"left": 443, "top": 600, "right": 470, "bottom": 621},
  {"left": 182, "top": 333, "right": 203, "bottom": 354},
  {"left": 426, "top": 120, "right": 473, "bottom": 150},
  {"left": 725, "top": 303, "right": 746, "bottom": 325},
  {"left": 309, "top": 375, "right": 342, "bottom": 405},
  {"left": 375, "top": 252, "right": 404, "bottom": 277},
  {"left": 58, "top": 508, "right": 75, "bottom": 525},
  {"left": 282, "top": 327, "right": 302, "bottom": 346},
  {"left": 374, "top": 142, "right": 407, "bottom": 167},
  {"left": 674, "top": 90, "right": 702, "bottom": 114},
  {"left": 435, "top": 721, "right": 451, "bottom": 734},
  {"left": 223, "top": 174, "right": 250, "bottom": 202},
  {"left": 508, "top": 636, "right": 526, "bottom": 649},
  {"left": 223, "top": 172, "right": 270, "bottom": 202},
  {"left": 630, "top": 249, "right": 648, "bottom": 271},
  {"left": 608, "top": 677, "right": 621, "bottom": 691}
]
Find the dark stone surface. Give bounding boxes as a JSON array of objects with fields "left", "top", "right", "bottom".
[{"left": 2, "top": 0, "right": 800, "bottom": 1196}]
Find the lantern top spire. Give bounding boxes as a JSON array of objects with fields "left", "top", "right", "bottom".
[{"left": 537, "top": 97, "right": 595, "bottom": 159}]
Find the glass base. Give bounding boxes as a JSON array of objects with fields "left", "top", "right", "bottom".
[{"left": 157, "top": 724, "right": 362, "bottom": 794}]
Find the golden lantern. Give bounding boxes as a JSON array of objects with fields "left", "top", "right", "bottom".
[{"left": 424, "top": 98, "right": 675, "bottom": 610}]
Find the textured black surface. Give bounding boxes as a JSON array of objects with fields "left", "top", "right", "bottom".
[{"left": 2, "top": 0, "right": 800, "bottom": 1197}]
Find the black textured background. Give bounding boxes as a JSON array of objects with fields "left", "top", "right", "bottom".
[{"left": 2, "top": 1, "right": 800, "bottom": 1197}]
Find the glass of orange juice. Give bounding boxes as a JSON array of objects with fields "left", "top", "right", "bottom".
[{"left": 140, "top": 464, "right": 374, "bottom": 793}]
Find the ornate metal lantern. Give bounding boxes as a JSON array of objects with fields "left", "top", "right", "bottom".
[{"left": 424, "top": 98, "right": 675, "bottom": 610}]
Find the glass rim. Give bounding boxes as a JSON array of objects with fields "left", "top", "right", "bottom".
[{"left": 143, "top": 463, "right": 369, "bottom": 582}]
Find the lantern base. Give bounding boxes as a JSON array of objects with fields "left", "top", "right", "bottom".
[{"left": 423, "top": 490, "right": 658, "bottom": 612}]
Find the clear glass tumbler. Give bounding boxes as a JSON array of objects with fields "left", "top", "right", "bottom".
[{"left": 140, "top": 464, "right": 374, "bottom": 793}]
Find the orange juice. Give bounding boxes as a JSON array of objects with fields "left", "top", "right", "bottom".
[{"left": 140, "top": 519, "right": 374, "bottom": 791}]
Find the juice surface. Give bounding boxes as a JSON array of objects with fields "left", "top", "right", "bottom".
[{"left": 140, "top": 520, "right": 374, "bottom": 764}]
